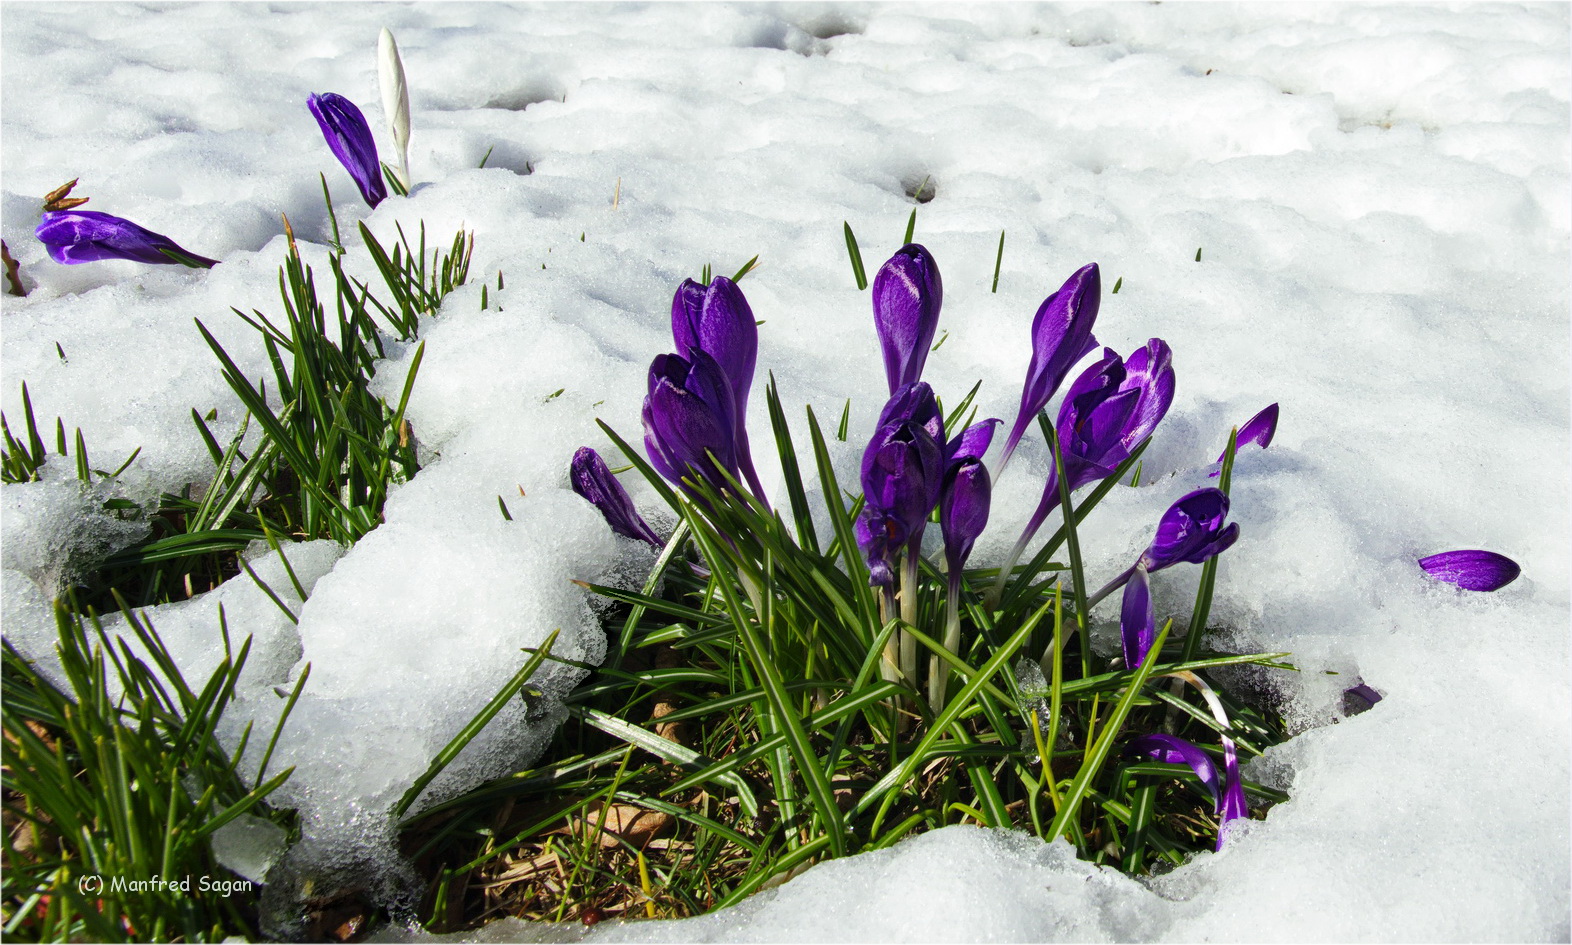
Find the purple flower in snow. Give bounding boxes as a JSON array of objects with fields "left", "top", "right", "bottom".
[
  {"left": 940, "top": 457, "right": 991, "bottom": 576},
  {"left": 672, "top": 276, "right": 757, "bottom": 423},
  {"left": 1015, "top": 340, "right": 1176, "bottom": 553},
  {"left": 1000, "top": 263, "right": 1101, "bottom": 469},
  {"left": 1418, "top": 549, "right": 1520, "bottom": 592},
  {"left": 1210, "top": 403, "right": 1279, "bottom": 477},
  {"left": 857, "top": 413, "right": 944, "bottom": 586},
  {"left": 642, "top": 350, "right": 738, "bottom": 495},
  {"left": 1120, "top": 563, "right": 1155, "bottom": 669},
  {"left": 308, "top": 92, "right": 387, "bottom": 209},
  {"left": 671, "top": 275, "right": 765, "bottom": 499},
  {"left": 1140, "top": 488, "right": 1239, "bottom": 573},
  {"left": 871, "top": 244, "right": 942, "bottom": 394},
  {"left": 35, "top": 210, "right": 217, "bottom": 268},
  {"left": 570, "top": 447, "right": 662, "bottom": 548}
]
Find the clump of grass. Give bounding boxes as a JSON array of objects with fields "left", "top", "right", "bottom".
[
  {"left": 1, "top": 595, "right": 304, "bottom": 943},
  {"left": 3, "top": 214, "right": 479, "bottom": 942},
  {"left": 2, "top": 217, "right": 475, "bottom": 617}
]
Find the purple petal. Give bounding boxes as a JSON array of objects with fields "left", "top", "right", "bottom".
[
  {"left": 1126, "top": 733, "right": 1221, "bottom": 811},
  {"left": 35, "top": 210, "right": 216, "bottom": 267},
  {"left": 1418, "top": 549, "right": 1521, "bottom": 592},
  {"left": 947, "top": 418, "right": 1001, "bottom": 464},
  {"left": 940, "top": 457, "right": 991, "bottom": 574},
  {"left": 871, "top": 244, "right": 943, "bottom": 393},
  {"left": 1119, "top": 564, "right": 1155, "bottom": 669},
  {"left": 1210, "top": 403, "right": 1280, "bottom": 476},
  {"left": 1001, "top": 263, "right": 1101, "bottom": 466},
  {"left": 861, "top": 418, "right": 945, "bottom": 546},
  {"left": 877, "top": 382, "right": 944, "bottom": 445},
  {"left": 570, "top": 447, "right": 662, "bottom": 547},
  {"left": 1343, "top": 683, "right": 1383, "bottom": 716},
  {"left": 856, "top": 507, "right": 897, "bottom": 588},
  {"left": 308, "top": 92, "right": 386, "bottom": 208},
  {"left": 643, "top": 351, "right": 738, "bottom": 491},
  {"left": 1116, "top": 338, "right": 1175, "bottom": 453},
  {"left": 1216, "top": 737, "right": 1249, "bottom": 849}
]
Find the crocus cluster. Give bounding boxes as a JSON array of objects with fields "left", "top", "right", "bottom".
[{"left": 567, "top": 237, "right": 1524, "bottom": 859}]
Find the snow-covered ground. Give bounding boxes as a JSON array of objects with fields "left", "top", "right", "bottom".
[{"left": 3, "top": 2, "right": 1568, "bottom": 940}]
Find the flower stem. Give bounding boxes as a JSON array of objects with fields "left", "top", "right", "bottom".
[
  {"left": 899, "top": 549, "right": 920, "bottom": 686},
  {"left": 1085, "top": 563, "right": 1137, "bottom": 613},
  {"left": 929, "top": 575, "right": 962, "bottom": 712}
]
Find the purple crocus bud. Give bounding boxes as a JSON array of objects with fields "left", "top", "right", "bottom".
[
  {"left": 1418, "top": 549, "right": 1520, "bottom": 592},
  {"left": 570, "top": 447, "right": 662, "bottom": 548},
  {"left": 1120, "top": 563, "right": 1155, "bottom": 669},
  {"left": 1126, "top": 733, "right": 1221, "bottom": 811},
  {"left": 642, "top": 350, "right": 738, "bottom": 494},
  {"left": 1210, "top": 403, "right": 1279, "bottom": 476},
  {"left": 1140, "top": 488, "right": 1240, "bottom": 573},
  {"left": 672, "top": 275, "right": 766, "bottom": 502},
  {"left": 940, "top": 457, "right": 991, "bottom": 576},
  {"left": 877, "top": 381, "right": 945, "bottom": 447},
  {"left": 1000, "top": 263, "right": 1101, "bottom": 469},
  {"left": 35, "top": 210, "right": 217, "bottom": 268},
  {"left": 671, "top": 276, "right": 757, "bottom": 421},
  {"left": 861, "top": 418, "right": 945, "bottom": 556},
  {"left": 872, "top": 243, "right": 942, "bottom": 394},
  {"left": 308, "top": 92, "right": 387, "bottom": 209},
  {"left": 947, "top": 418, "right": 1001, "bottom": 464}
]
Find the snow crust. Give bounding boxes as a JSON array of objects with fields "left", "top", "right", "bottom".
[{"left": 3, "top": 2, "right": 1568, "bottom": 941}]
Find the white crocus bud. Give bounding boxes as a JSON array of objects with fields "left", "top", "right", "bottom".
[{"left": 378, "top": 27, "right": 411, "bottom": 188}]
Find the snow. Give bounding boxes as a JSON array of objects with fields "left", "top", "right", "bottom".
[{"left": 3, "top": 2, "right": 1568, "bottom": 941}]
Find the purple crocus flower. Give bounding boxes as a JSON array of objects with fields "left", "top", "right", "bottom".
[
  {"left": 671, "top": 275, "right": 765, "bottom": 501},
  {"left": 308, "top": 92, "right": 387, "bottom": 209},
  {"left": 1418, "top": 549, "right": 1521, "bottom": 592},
  {"left": 1210, "top": 403, "right": 1279, "bottom": 477},
  {"left": 1000, "top": 263, "right": 1101, "bottom": 470},
  {"left": 940, "top": 457, "right": 991, "bottom": 576},
  {"left": 35, "top": 210, "right": 217, "bottom": 268},
  {"left": 1120, "top": 563, "right": 1155, "bottom": 669},
  {"left": 642, "top": 350, "right": 738, "bottom": 494},
  {"left": 570, "top": 447, "right": 662, "bottom": 548},
  {"left": 872, "top": 244, "right": 942, "bottom": 394},
  {"left": 1140, "top": 488, "right": 1240, "bottom": 572},
  {"left": 1126, "top": 733, "right": 1221, "bottom": 810},
  {"left": 857, "top": 417, "right": 944, "bottom": 585},
  {"left": 1011, "top": 341, "right": 1177, "bottom": 565}
]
